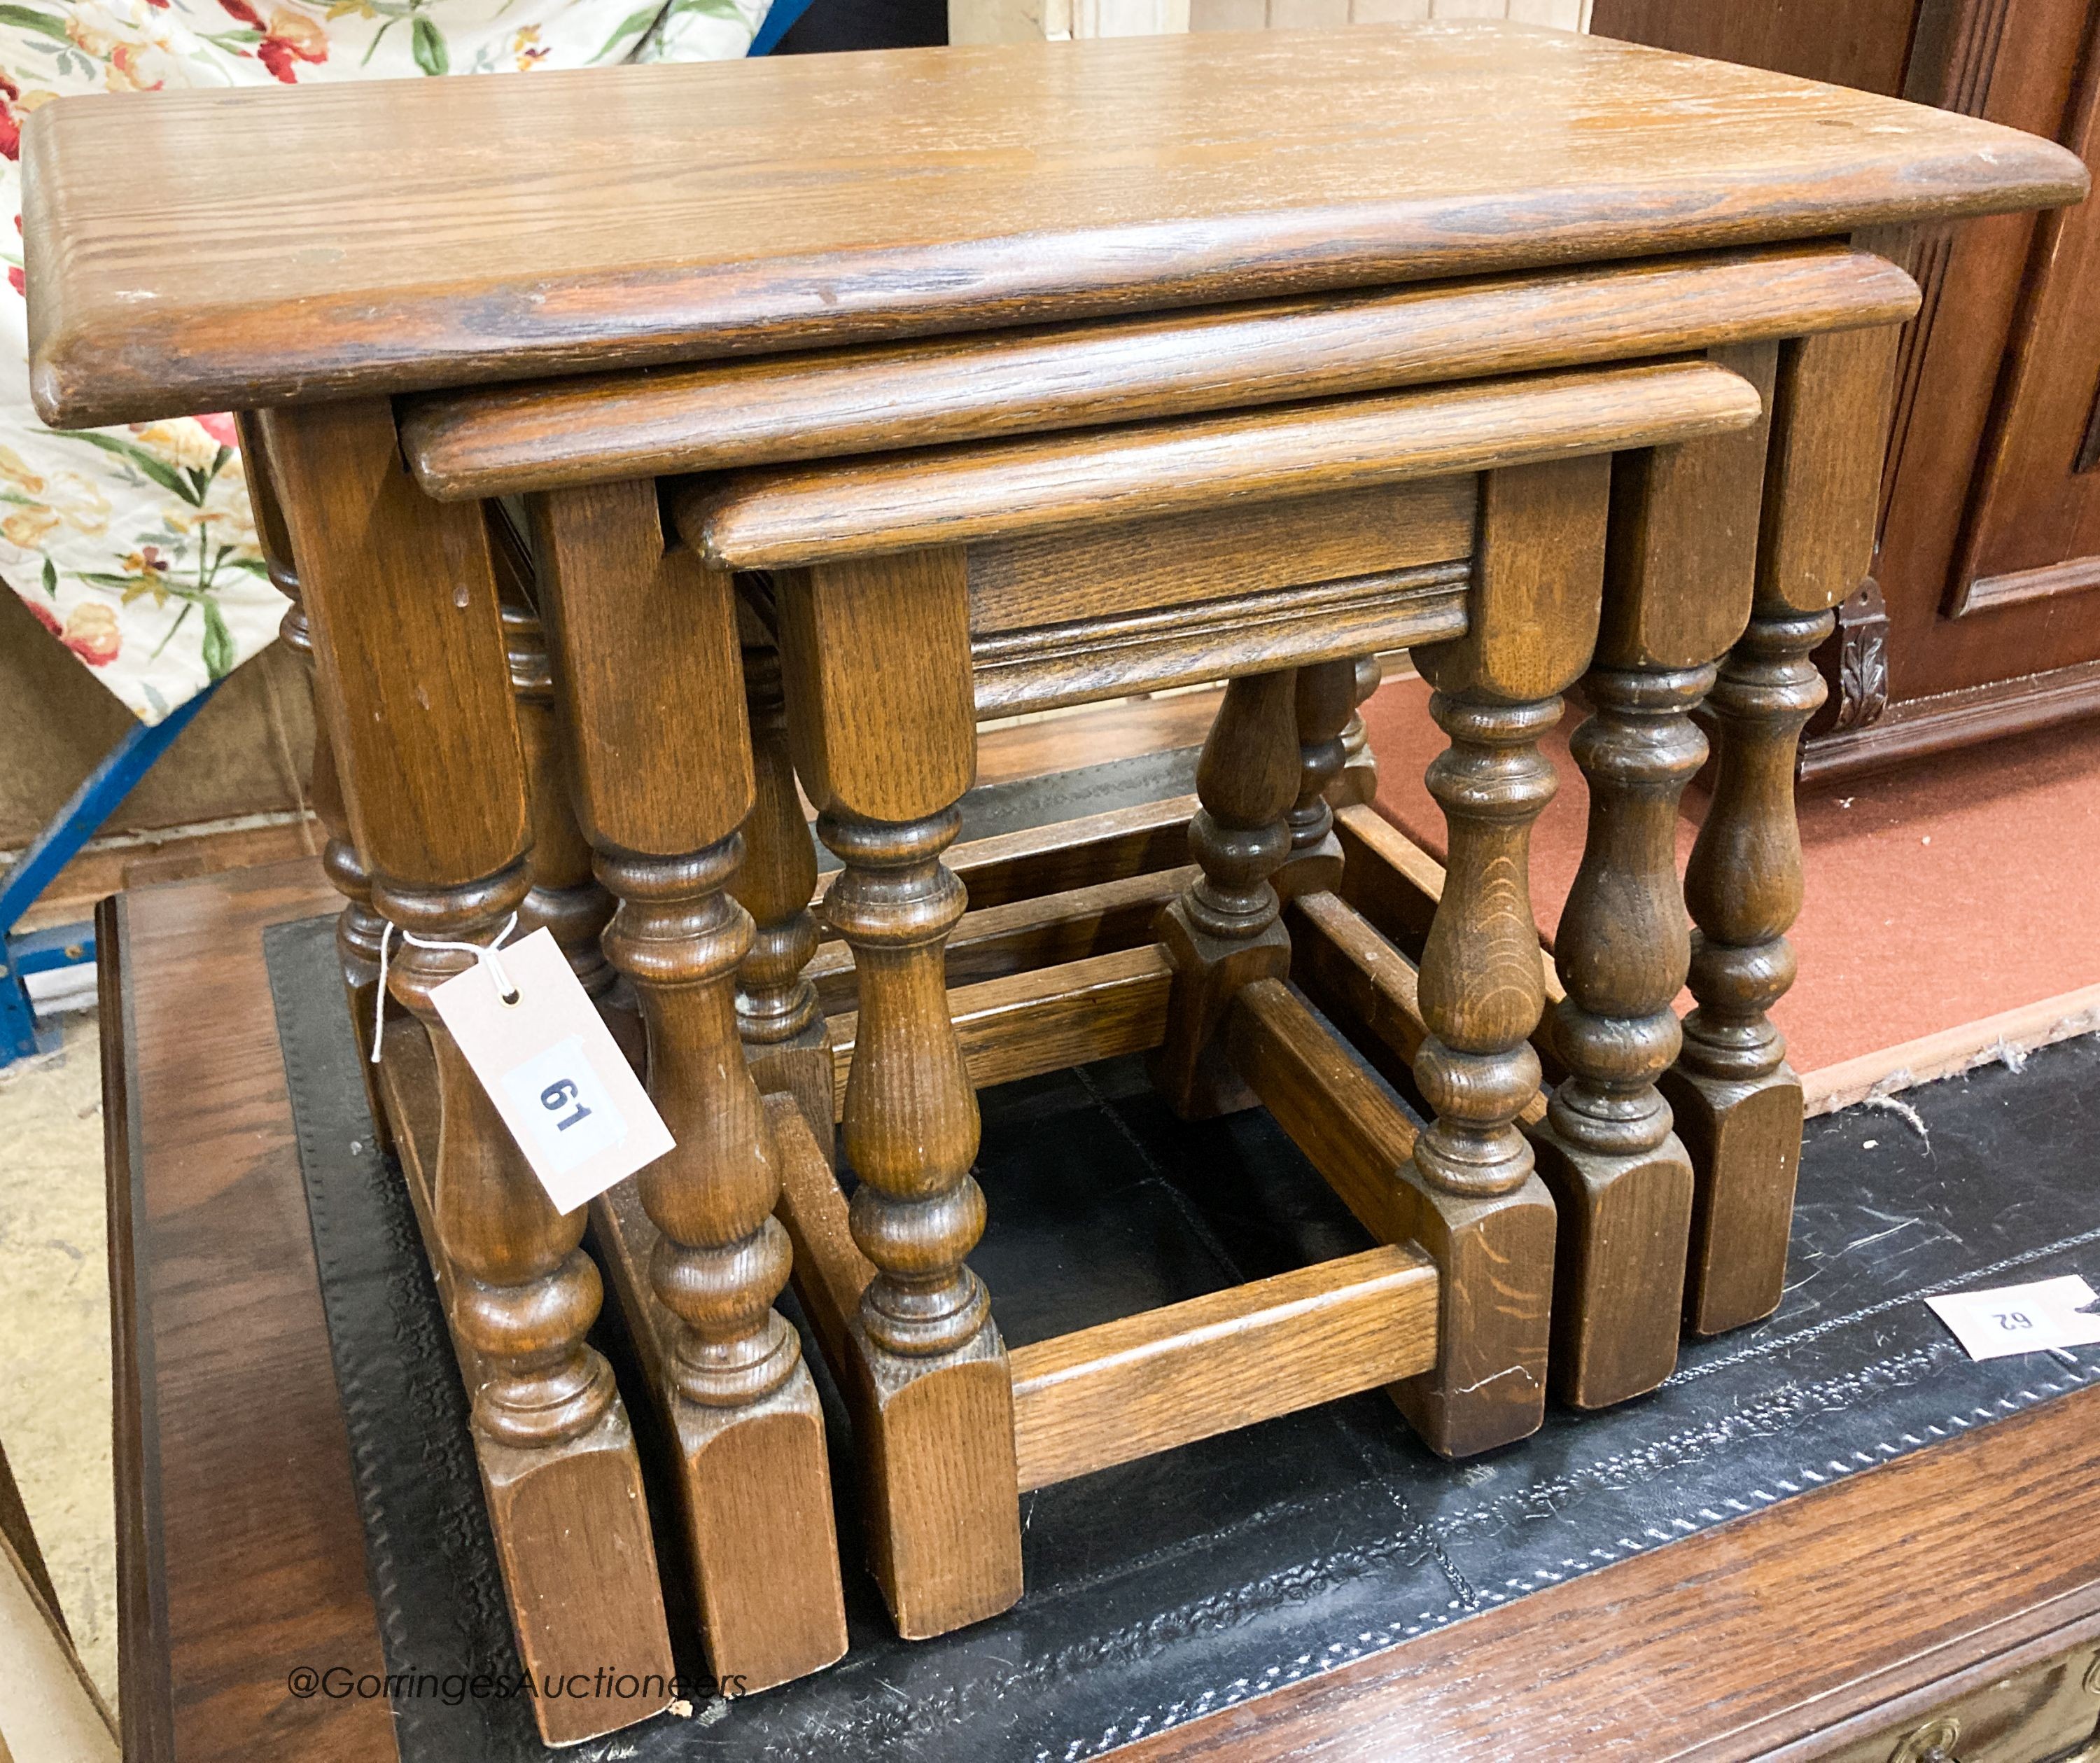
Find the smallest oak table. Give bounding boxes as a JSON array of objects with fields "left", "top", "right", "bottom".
[{"left": 24, "top": 21, "right": 2085, "bottom": 1745}]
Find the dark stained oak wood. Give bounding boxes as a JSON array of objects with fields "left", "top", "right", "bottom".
[
  {"left": 528, "top": 482, "right": 849, "bottom": 1692},
  {"left": 1599, "top": 340, "right": 1779, "bottom": 671},
  {"left": 1756, "top": 326, "right": 1903, "bottom": 616},
  {"left": 1328, "top": 804, "right": 1573, "bottom": 1117},
  {"left": 828, "top": 943, "right": 1177, "bottom": 1117},
  {"left": 1334, "top": 655, "right": 1384, "bottom": 810},
  {"left": 774, "top": 548, "right": 1026, "bottom": 1640},
  {"left": 1287, "top": 889, "right": 1549, "bottom": 1132},
  {"left": 68, "top": 8, "right": 2094, "bottom": 1711},
  {"left": 944, "top": 795, "right": 1194, "bottom": 912},
  {"left": 1228, "top": 977, "right": 1422, "bottom": 1248},
  {"left": 808, "top": 863, "right": 1196, "bottom": 1017},
  {"left": 1531, "top": 661, "right": 1708, "bottom": 1409},
  {"left": 1227, "top": 978, "right": 1555, "bottom": 1459},
  {"left": 372, "top": 1026, "right": 676, "bottom": 1738},
  {"left": 24, "top": 25, "right": 2081, "bottom": 428},
  {"left": 241, "top": 412, "right": 393, "bottom": 1152},
  {"left": 1667, "top": 599, "right": 1831, "bottom": 1339},
  {"left": 265, "top": 405, "right": 677, "bottom": 1748},
  {"left": 1273, "top": 657, "right": 1357, "bottom": 905},
  {"left": 1398, "top": 457, "right": 1608, "bottom": 1457},
  {"left": 734, "top": 634, "right": 836, "bottom": 1159},
  {"left": 1529, "top": 344, "right": 1778, "bottom": 1411},
  {"left": 965, "top": 480, "right": 1474, "bottom": 636},
  {"left": 500, "top": 592, "right": 617, "bottom": 1008},
  {"left": 398, "top": 245, "right": 1917, "bottom": 497},
  {"left": 1670, "top": 328, "right": 1898, "bottom": 1337},
  {"left": 256, "top": 400, "right": 527, "bottom": 891},
  {"left": 968, "top": 564, "right": 1468, "bottom": 719},
  {"left": 677, "top": 363, "right": 1762, "bottom": 568},
  {"left": 1152, "top": 671, "right": 1302, "bottom": 1119}
]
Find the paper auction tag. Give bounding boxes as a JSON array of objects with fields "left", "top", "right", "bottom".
[
  {"left": 426, "top": 926, "right": 673, "bottom": 1213},
  {"left": 1925, "top": 1274, "right": 2100, "bottom": 1361}
]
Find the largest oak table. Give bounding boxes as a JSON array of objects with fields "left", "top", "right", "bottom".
[{"left": 31, "top": 19, "right": 2092, "bottom": 1762}]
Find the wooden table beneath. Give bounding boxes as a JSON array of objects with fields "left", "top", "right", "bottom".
[{"left": 102, "top": 856, "right": 2100, "bottom": 1763}]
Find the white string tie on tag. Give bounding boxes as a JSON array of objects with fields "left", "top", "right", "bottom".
[{"left": 371, "top": 912, "right": 522, "bottom": 1064}]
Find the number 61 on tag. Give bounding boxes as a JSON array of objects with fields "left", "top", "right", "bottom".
[
  {"left": 502, "top": 1038, "right": 627, "bottom": 1174},
  {"left": 424, "top": 926, "right": 676, "bottom": 1213}
]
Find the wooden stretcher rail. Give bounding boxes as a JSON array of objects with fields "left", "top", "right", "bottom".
[
  {"left": 675, "top": 361, "right": 1763, "bottom": 567},
  {"left": 1008, "top": 1246, "right": 1440, "bottom": 1491},
  {"left": 808, "top": 863, "right": 1196, "bottom": 1014},
  {"left": 399, "top": 245, "right": 1916, "bottom": 498},
  {"left": 769, "top": 1095, "right": 873, "bottom": 1387},
  {"left": 1331, "top": 805, "right": 1568, "bottom": 1085},
  {"left": 1228, "top": 977, "right": 1424, "bottom": 1249},
  {"left": 1289, "top": 888, "right": 1550, "bottom": 1129},
  {"left": 826, "top": 942, "right": 1175, "bottom": 1117},
  {"left": 943, "top": 794, "right": 1196, "bottom": 912},
  {"left": 1335, "top": 803, "right": 1564, "bottom": 999},
  {"left": 775, "top": 1059, "right": 1438, "bottom": 1500}
]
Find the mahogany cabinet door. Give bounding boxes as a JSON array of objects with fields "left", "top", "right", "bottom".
[
  {"left": 1875, "top": 0, "right": 2100, "bottom": 701},
  {"left": 1945, "top": 16, "right": 2100, "bottom": 625}
]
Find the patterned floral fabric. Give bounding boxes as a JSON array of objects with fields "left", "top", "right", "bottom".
[{"left": 2, "top": 0, "right": 770, "bottom": 723}]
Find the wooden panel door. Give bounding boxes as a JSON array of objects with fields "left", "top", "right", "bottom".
[
  {"left": 1946, "top": 24, "right": 2100, "bottom": 621},
  {"left": 1874, "top": 0, "right": 2100, "bottom": 700}
]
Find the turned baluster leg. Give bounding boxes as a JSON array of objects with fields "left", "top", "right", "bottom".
[
  {"left": 494, "top": 560, "right": 646, "bottom": 1071},
  {"left": 496, "top": 566, "right": 615, "bottom": 1000},
  {"left": 530, "top": 480, "right": 847, "bottom": 1688},
  {"left": 1531, "top": 665, "right": 1710, "bottom": 1405},
  {"left": 1532, "top": 340, "right": 1778, "bottom": 1405},
  {"left": 260, "top": 401, "right": 671, "bottom": 1744},
  {"left": 1396, "top": 457, "right": 1609, "bottom": 1457},
  {"left": 1331, "top": 652, "right": 1383, "bottom": 809},
  {"left": 1274, "top": 656, "right": 1355, "bottom": 905},
  {"left": 1665, "top": 325, "right": 1898, "bottom": 1335},
  {"left": 771, "top": 545, "right": 1023, "bottom": 1640},
  {"left": 1665, "top": 604, "right": 1831, "bottom": 1330},
  {"left": 1154, "top": 669, "right": 1301, "bottom": 1117},
  {"left": 237, "top": 414, "right": 392, "bottom": 1147},
  {"left": 379, "top": 865, "right": 620, "bottom": 1444},
  {"left": 733, "top": 632, "right": 833, "bottom": 1157}
]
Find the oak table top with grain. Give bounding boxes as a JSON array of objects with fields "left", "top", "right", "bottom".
[
  {"left": 106, "top": 858, "right": 2100, "bottom": 1763},
  {"left": 22, "top": 22, "right": 2086, "bottom": 428}
]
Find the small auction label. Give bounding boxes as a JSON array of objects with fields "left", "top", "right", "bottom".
[
  {"left": 1925, "top": 1274, "right": 2100, "bottom": 1361},
  {"left": 427, "top": 926, "right": 673, "bottom": 1213}
]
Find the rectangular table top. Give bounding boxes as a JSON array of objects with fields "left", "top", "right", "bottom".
[{"left": 24, "top": 22, "right": 2085, "bottom": 429}]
